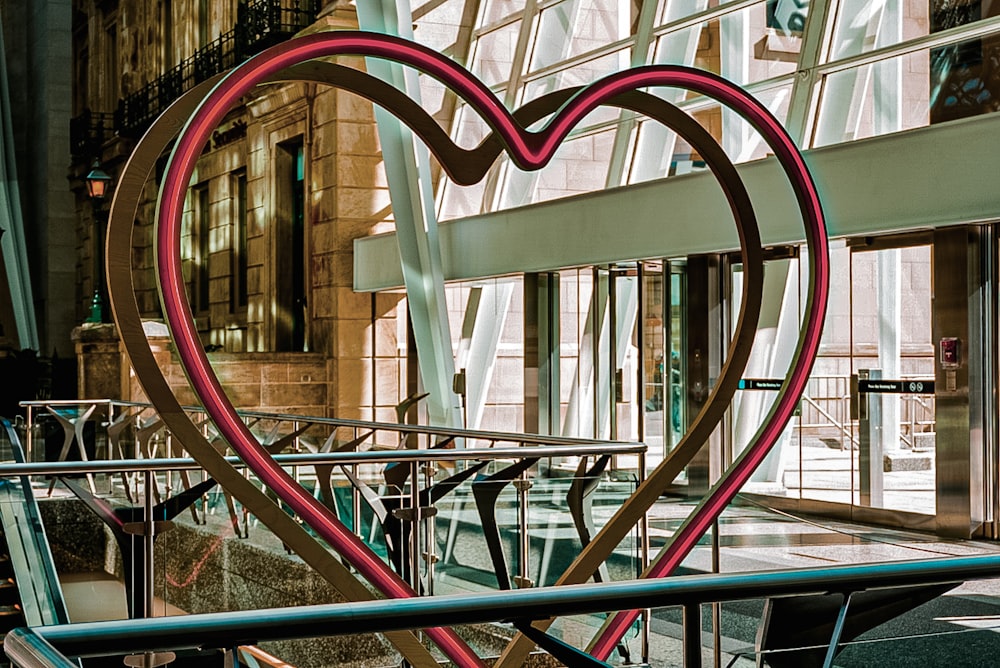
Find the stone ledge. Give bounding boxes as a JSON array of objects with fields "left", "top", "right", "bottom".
[{"left": 884, "top": 452, "right": 933, "bottom": 472}]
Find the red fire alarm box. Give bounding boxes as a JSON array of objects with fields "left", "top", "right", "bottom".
[{"left": 939, "top": 337, "right": 960, "bottom": 369}]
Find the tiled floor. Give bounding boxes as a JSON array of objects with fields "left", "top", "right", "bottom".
[{"left": 638, "top": 497, "right": 1000, "bottom": 667}]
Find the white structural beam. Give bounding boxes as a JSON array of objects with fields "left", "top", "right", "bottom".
[
  {"left": 356, "top": 0, "right": 462, "bottom": 429},
  {"left": 454, "top": 282, "right": 514, "bottom": 431},
  {"left": 355, "top": 111, "right": 1000, "bottom": 291}
]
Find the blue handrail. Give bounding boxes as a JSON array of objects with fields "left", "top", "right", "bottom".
[{"left": 6, "top": 552, "right": 1000, "bottom": 665}]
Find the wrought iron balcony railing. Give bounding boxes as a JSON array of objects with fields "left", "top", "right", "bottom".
[
  {"left": 115, "top": 0, "right": 321, "bottom": 138},
  {"left": 68, "top": 109, "right": 115, "bottom": 160}
]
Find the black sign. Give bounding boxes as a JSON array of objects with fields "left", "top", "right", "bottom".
[
  {"left": 738, "top": 379, "right": 784, "bottom": 391},
  {"left": 858, "top": 379, "right": 935, "bottom": 394}
]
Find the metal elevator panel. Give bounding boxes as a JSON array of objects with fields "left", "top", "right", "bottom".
[{"left": 933, "top": 226, "right": 982, "bottom": 538}]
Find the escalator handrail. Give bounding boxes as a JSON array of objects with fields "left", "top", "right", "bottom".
[{"left": 0, "top": 417, "right": 71, "bottom": 626}]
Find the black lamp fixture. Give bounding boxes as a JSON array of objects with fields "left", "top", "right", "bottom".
[
  {"left": 85, "top": 159, "right": 112, "bottom": 201},
  {"left": 84, "top": 159, "right": 113, "bottom": 324}
]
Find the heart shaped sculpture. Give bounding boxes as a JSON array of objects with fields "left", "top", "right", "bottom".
[{"left": 110, "top": 30, "right": 828, "bottom": 666}]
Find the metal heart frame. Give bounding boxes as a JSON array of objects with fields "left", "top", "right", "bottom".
[{"left": 107, "top": 30, "right": 828, "bottom": 667}]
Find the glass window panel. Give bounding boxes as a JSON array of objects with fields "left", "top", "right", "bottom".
[
  {"left": 560, "top": 268, "right": 595, "bottom": 438},
  {"left": 438, "top": 104, "right": 493, "bottom": 220},
  {"left": 499, "top": 126, "right": 616, "bottom": 208},
  {"left": 529, "top": 0, "right": 632, "bottom": 72},
  {"left": 522, "top": 50, "right": 630, "bottom": 127},
  {"left": 930, "top": 32, "right": 1000, "bottom": 123},
  {"left": 418, "top": 75, "right": 450, "bottom": 122},
  {"left": 653, "top": 2, "right": 801, "bottom": 85},
  {"left": 628, "top": 83, "right": 793, "bottom": 183},
  {"left": 443, "top": 278, "right": 524, "bottom": 433},
  {"left": 829, "top": 0, "right": 999, "bottom": 62},
  {"left": 446, "top": 283, "right": 473, "bottom": 355},
  {"left": 480, "top": 0, "right": 528, "bottom": 27},
  {"left": 414, "top": 0, "right": 470, "bottom": 115},
  {"left": 655, "top": 0, "right": 712, "bottom": 27},
  {"left": 470, "top": 20, "right": 522, "bottom": 87},
  {"left": 413, "top": 0, "right": 467, "bottom": 52},
  {"left": 451, "top": 101, "right": 494, "bottom": 150},
  {"left": 438, "top": 178, "right": 491, "bottom": 220},
  {"left": 764, "top": 0, "right": 810, "bottom": 35},
  {"left": 813, "top": 33, "right": 1000, "bottom": 147},
  {"left": 730, "top": 256, "right": 805, "bottom": 496}
]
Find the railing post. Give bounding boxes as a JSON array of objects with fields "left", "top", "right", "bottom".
[
  {"left": 640, "top": 450, "right": 650, "bottom": 664},
  {"left": 409, "top": 460, "right": 421, "bottom": 593},
  {"left": 712, "top": 520, "right": 721, "bottom": 668},
  {"left": 822, "top": 592, "right": 853, "bottom": 668},
  {"left": 682, "top": 602, "right": 702, "bottom": 668},
  {"left": 515, "top": 464, "right": 532, "bottom": 588},
  {"left": 352, "top": 428, "right": 362, "bottom": 541},
  {"left": 422, "top": 458, "right": 437, "bottom": 595},
  {"left": 25, "top": 405, "right": 33, "bottom": 462},
  {"left": 143, "top": 469, "right": 156, "bottom": 619}
]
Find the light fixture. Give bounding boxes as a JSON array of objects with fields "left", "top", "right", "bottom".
[{"left": 85, "top": 159, "right": 112, "bottom": 200}]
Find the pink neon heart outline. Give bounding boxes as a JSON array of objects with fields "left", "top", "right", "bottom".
[{"left": 154, "top": 31, "right": 829, "bottom": 665}]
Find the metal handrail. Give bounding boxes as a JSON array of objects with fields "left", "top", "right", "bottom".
[
  {"left": 17, "top": 400, "right": 646, "bottom": 617},
  {"left": 797, "top": 373, "right": 936, "bottom": 450},
  {"left": 0, "top": 443, "right": 646, "bottom": 477},
  {"left": 800, "top": 393, "right": 857, "bottom": 446},
  {"left": 20, "top": 398, "right": 635, "bottom": 448},
  {"left": 7, "top": 553, "right": 1000, "bottom": 665}
]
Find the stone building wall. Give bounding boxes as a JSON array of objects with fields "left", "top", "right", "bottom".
[
  {"left": 124, "top": 335, "right": 329, "bottom": 417},
  {"left": 73, "top": 2, "right": 411, "bottom": 421}
]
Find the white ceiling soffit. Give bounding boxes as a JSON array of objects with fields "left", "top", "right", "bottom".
[{"left": 355, "top": 112, "right": 1000, "bottom": 292}]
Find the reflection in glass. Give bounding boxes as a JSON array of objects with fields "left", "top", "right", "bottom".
[
  {"left": 829, "top": 0, "right": 999, "bottom": 61},
  {"left": 930, "top": 34, "right": 1000, "bottom": 124},
  {"left": 814, "top": 48, "right": 930, "bottom": 146}
]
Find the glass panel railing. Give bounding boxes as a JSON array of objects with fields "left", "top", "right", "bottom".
[{"left": 9, "top": 400, "right": 645, "bottom": 666}]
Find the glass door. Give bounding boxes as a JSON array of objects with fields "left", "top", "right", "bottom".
[
  {"left": 849, "top": 241, "right": 935, "bottom": 516},
  {"left": 639, "top": 261, "right": 688, "bottom": 471},
  {"left": 727, "top": 249, "right": 803, "bottom": 494}
]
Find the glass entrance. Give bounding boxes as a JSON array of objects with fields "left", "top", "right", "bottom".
[
  {"left": 555, "top": 261, "right": 690, "bottom": 476},
  {"left": 848, "top": 242, "right": 936, "bottom": 515},
  {"left": 736, "top": 237, "right": 939, "bottom": 524},
  {"left": 756, "top": 236, "right": 937, "bottom": 517}
]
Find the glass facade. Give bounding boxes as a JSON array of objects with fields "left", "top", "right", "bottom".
[
  {"left": 428, "top": 0, "right": 1000, "bottom": 221},
  {"left": 402, "top": 0, "right": 1000, "bottom": 528}
]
